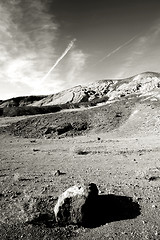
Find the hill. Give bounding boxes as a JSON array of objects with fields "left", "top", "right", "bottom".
[
  {"left": 1, "top": 72, "right": 160, "bottom": 111},
  {"left": 0, "top": 95, "right": 47, "bottom": 108},
  {"left": 1, "top": 97, "right": 160, "bottom": 139},
  {"left": 0, "top": 71, "right": 160, "bottom": 138},
  {"left": 30, "top": 72, "right": 160, "bottom": 106}
]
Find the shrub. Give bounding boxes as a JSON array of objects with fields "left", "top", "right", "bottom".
[
  {"left": 0, "top": 108, "right": 3, "bottom": 116},
  {"left": 74, "top": 147, "right": 90, "bottom": 155},
  {"left": 56, "top": 123, "right": 73, "bottom": 135},
  {"left": 72, "top": 121, "right": 88, "bottom": 131},
  {"left": 2, "top": 105, "right": 62, "bottom": 117}
]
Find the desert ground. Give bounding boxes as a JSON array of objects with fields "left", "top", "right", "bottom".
[{"left": 0, "top": 110, "right": 160, "bottom": 240}]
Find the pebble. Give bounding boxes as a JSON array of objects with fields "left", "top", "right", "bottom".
[
  {"left": 54, "top": 170, "right": 61, "bottom": 176},
  {"left": 152, "top": 204, "right": 157, "bottom": 208},
  {"left": 33, "top": 149, "right": 40, "bottom": 152}
]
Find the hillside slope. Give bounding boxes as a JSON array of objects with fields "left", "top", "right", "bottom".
[
  {"left": 0, "top": 72, "right": 160, "bottom": 109},
  {"left": 31, "top": 72, "right": 160, "bottom": 106},
  {"left": 2, "top": 97, "right": 160, "bottom": 139},
  {"left": 0, "top": 95, "right": 47, "bottom": 108},
  {"left": 1, "top": 72, "right": 160, "bottom": 139},
  {"left": 3, "top": 99, "right": 133, "bottom": 138},
  {"left": 107, "top": 101, "right": 160, "bottom": 138}
]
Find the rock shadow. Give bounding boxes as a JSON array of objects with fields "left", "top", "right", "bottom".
[
  {"left": 82, "top": 194, "right": 141, "bottom": 228},
  {"left": 24, "top": 194, "right": 140, "bottom": 229}
]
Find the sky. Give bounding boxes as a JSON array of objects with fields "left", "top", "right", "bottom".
[{"left": 1, "top": 0, "right": 160, "bottom": 100}]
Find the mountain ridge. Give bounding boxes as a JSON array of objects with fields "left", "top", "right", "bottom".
[
  {"left": 0, "top": 71, "right": 160, "bottom": 109},
  {"left": 30, "top": 71, "right": 160, "bottom": 106}
]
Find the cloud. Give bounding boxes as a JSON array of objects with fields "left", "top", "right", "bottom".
[
  {"left": 0, "top": 0, "right": 88, "bottom": 99},
  {"left": 93, "top": 36, "right": 137, "bottom": 67},
  {"left": 31, "top": 40, "right": 88, "bottom": 95},
  {"left": 115, "top": 37, "right": 148, "bottom": 78},
  {"left": 41, "top": 39, "right": 76, "bottom": 83},
  {"left": 0, "top": 0, "right": 60, "bottom": 98},
  {"left": 65, "top": 49, "right": 88, "bottom": 87},
  {"left": 116, "top": 20, "right": 160, "bottom": 78},
  {"left": 151, "top": 19, "right": 160, "bottom": 36}
]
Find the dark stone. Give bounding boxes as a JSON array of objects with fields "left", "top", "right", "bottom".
[{"left": 54, "top": 183, "right": 98, "bottom": 226}]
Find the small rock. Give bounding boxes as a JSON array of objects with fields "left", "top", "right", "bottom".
[
  {"left": 99, "top": 190, "right": 104, "bottom": 194},
  {"left": 54, "top": 182, "right": 98, "bottom": 226},
  {"left": 155, "top": 231, "right": 158, "bottom": 236},
  {"left": 152, "top": 204, "right": 157, "bottom": 208},
  {"left": 54, "top": 170, "right": 61, "bottom": 176},
  {"left": 54, "top": 170, "right": 65, "bottom": 176},
  {"left": 33, "top": 149, "right": 40, "bottom": 152}
]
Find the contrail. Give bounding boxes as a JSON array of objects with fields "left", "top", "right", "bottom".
[
  {"left": 41, "top": 38, "right": 76, "bottom": 82},
  {"left": 93, "top": 36, "right": 137, "bottom": 66},
  {"left": 27, "top": 25, "right": 56, "bottom": 33}
]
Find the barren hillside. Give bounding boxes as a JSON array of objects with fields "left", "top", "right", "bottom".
[
  {"left": 0, "top": 72, "right": 160, "bottom": 139},
  {"left": 30, "top": 72, "right": 160, "bottom": 106},
  {"left": 1, "top": 72, "right": 160, "bottom": 110}
]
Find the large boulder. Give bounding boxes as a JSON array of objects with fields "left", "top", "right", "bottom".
[{"left": 54, "top": 183, "right": 98, "bottom": 226}]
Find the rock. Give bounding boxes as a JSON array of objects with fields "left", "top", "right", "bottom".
[
  {"left": 33, "top": 149, "right": 40, "bottom": 152},
  {"left": 54, "top": 170, "right": 61, "bottom": 176},
  {"left": 53, "top": 170, "right": 66, "bottom": 176},
  {"left": 54, "top": 183, "right": 98, "bottom": 226}
]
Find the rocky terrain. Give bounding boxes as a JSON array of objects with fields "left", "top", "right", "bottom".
[
  {"left": 1, "top": 72, "right": 160, "bottom": 109},
  {"left": 0, "top": 71, "right": 160, "bottom": 239},
  {"left": 30, "top": 72, "right": 160, "bottom": 106}
]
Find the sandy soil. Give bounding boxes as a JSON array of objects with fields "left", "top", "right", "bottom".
[{"left": 0, "top": 130, "right": 160, "bottom": 239}]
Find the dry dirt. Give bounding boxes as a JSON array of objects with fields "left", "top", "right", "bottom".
[
  {"left": 0, "top": 99, "right": 160, "bottom": 240},
  {"left": 0, "top": 125, "right": 160, "bottom": 239}
]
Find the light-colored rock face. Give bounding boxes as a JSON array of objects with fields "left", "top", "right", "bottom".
[
  {"left": 31, "top": 85, "right": 86, "bottom": 106},
  {"left": 54, "top": 183, "right": 98, "bottom": 226},
  {"left": 31, "top": 80, "right": 116, "bottom": 106},
  {"left": 2, "top": 72, "right": 159, "bottom": 108},
  {"left": 54, "top": 185, "right": 86, "bottom": 218},
  {"left": 109, "top": 74, "right": 160, "bottom": 100},
  {"left": 30, "top": 72, "right": 160, "bottom": 106}
]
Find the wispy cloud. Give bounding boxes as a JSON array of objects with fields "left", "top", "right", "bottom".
[
  {"left": 93, "top": 36, "right": 137, "bottom": 67},
  {"left": 65, "top": 49, "right": 88, "bottom": 87},
  {"left": 116, "top": 20, "right": 160, "bottom": 78},
  {"left": 0, "top": 0, "right": 60, "bottom": 98},
  {"left": 151, "top": 19, "right": 160, "bottom": 36},
  {"left": 115, "top": 37, "right": 148, "bottom": 78},
  {"left": 41, "top": 39, "right": 76, "bottom": 83},
  {"left": 0, "top": 0, "right": 88, "bottom": 99}
]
